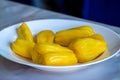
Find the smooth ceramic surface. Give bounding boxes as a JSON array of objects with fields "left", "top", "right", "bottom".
[{"left": 0, "top": 19, "right": 120, "bottom": 72}]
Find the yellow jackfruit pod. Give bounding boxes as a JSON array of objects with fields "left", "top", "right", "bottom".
[
  {"left": 55, "top": 26, "right": 95, "bottom": 46},
  {"left": 69, "top": 38, "right": 107, "bottom": 63},
  {"left": 90, "top": 34, "right": 105, "bottom": 41},
  {"left": 31, "top": 49, "right": 43, "bottom": 64},
  {"left": 33, "top": 43, "right": 73, "bottom": 55},
  {"left": 11, "top": 38, "right": 35, "bottom": 59},
  {"left": 32, "top": 51, "right": 78, "bottom": 66},
  {"left": 17, "top": 22, "right": 34, "bottom": 42},
  {"left": 35, "top": 30, "right": 54, "bottom": 43}
]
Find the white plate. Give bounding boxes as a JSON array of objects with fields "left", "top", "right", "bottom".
[{"left": 0, "top": 19, "right": 120, "bottom": 72}]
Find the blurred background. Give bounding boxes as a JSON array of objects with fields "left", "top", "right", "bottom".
[{"left": 9, "top": 0, "right": 120, "bottom": 27}]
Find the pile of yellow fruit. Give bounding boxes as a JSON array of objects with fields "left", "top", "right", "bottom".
[{"left": 10, "top": 22, "right": 107, "bottom": 66}]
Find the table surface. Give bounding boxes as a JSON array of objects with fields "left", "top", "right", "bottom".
[{"left": 0, "top": 0, "right": 120, "bottom": 80}]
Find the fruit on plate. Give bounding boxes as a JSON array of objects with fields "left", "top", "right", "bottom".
[
  {"left": 11, "top": 38, "right": 35, "bottom": 59},
  {"left": 35, "top": 30, "right": 54, "bottom": 43},
  {"left": 69, "top": 36, "right": 107, "bottom": 63},
  {"left": 17, "top": 22, "right": 34, "bottom": 43},
  {"left": 11, "top": 23, "right": 35, "bottom": 59},
  {"left": 10, "top": 22, "right": 108, "bottom": 66},
  {"left": 32, "top": 43, "right": 78, "bottom": 66},
  {"left": 55, "top": 26, "right": 95, "bottom": 46},
  {"left": 32, "top": 51, "right": 78, "bottom": 66}
]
